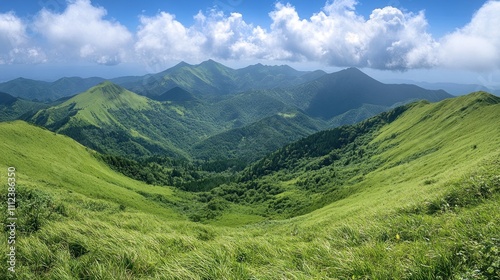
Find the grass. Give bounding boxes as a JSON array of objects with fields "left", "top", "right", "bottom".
[{"left": 0, "top": 92, "right": 499, "bottom": 279}]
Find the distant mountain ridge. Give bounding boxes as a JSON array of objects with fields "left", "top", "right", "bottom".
[
  {"left": 296, "top": 68, "right": 451, "bottom": 119},
  {"left": 0, "top": 77, "right": 106, "bottom": 102},
  {"left": 0, "top": 60, "right": 327, "bottom": 101},
  {"left": 114, "top": 59, "right": 327, "bottom": 97},
  {"left": 3, "top": 61, "right": 454, "bottom": 163}
]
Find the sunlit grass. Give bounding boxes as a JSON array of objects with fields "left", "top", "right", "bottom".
[{"left": 0, "top": 92, "right": 499, "bottom": 279}]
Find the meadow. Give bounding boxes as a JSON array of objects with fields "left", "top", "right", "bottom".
[{"left": 0, "top": 92, "right": 499, "bottom": 279}]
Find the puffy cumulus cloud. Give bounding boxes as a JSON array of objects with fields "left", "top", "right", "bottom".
[
  {"left": 439, "top": 0, "right": 500, "bottom": 71},
  {"left": 33, "top": 0, "right": 132, "bottom": 65},
  {"left": 135, "top": 12, "right": 204, "bottom": 64},
  {"left": 135, "top": 1, "right": 439, "bottom": 70},
  {"left": 267, "top": 2, "right": 438, "bottom": 70},
  {"left": 0, "top": 12, "right": 26, "bottom": 49},
  {"left": 135, "top": 10, "right": 269, "bottom": 66},
  {"left": 195, "top": 11, "right": 260, "bottom": 59},
  {"left": 0, "top": 12, "right": 46, "bottom": 64},
  {"left": 2, "top": 0, "right": 499, "bottom": 72}
]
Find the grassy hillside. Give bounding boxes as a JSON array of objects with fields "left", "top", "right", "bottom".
[
  {"left": 0, "top": 92, "right": 498, "bottom": 279},
  {"left": 30, "top": 81, "right": 222, "bottom": 158},
  {"left": 30, "top": 82, "right": 323, "bottom": 161},
  {"left": 0, "top": 121, "right": 183, "bottom": 217},
  {"left": 230, "top": 92, "right": 500, "bottom": 217},
  {"left": 191, "top": 111, "right": 325, "bottom": 163}
]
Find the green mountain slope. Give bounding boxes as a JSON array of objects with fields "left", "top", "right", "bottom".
[
  {"left": 234, "top": 92, "right": 500, "bottom": 216},
  {"left": 29, "top": 81, "right": 314, "bottom": 159},
  {"left": 30, "top": 81, "right": 218, "bottom": 158},
  {"left": 191, "top": 111, "right": 326, "bottom": 163},
  {"left": 0, "top": 92, "right": 499, "bottom": 279},
  {"left": 0, "top": 121, "right": 182, "bottom": 218}
]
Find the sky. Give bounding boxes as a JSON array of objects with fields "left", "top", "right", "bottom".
[{"left": 0, "top": 0, "right": 499, "bottom": 88}]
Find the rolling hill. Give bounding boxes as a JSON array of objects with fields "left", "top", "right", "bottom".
[
  {"left": 0, "top": 91, "right": 499, "bottom": 279},
  {"left": 25, "top": 81, "right": 318, "bottom": 161},
  {"left": 27, "top": 81, "right": 315, "bottom": 160}
]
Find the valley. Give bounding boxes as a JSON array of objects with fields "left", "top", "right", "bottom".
[{"left": 0, "top": 61, "right": 498, "bottom": 279}]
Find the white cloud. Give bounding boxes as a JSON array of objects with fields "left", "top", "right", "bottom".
[
  {"left": 439, "top": 0, "right": 500, "bottom": 71},
  {"left": 0, "top": 12, "right": 26, "bottom": 49},
  {"left": 135, "top": 1, "right": 439, "bottom": 70},
  {"left": 33, "top": 0, "right": 132, "bottom": 65},
  {"left": 265, "top": 2, "right": 438, "bottom": 70},
  {"left": 2, "top": 0, "right": 500, "bottom": 72},
  {"left": 0, "top": 12, "right": 46, "bottom": 64},
  {"left": 135, "top": 10, "right": 263, "bottom": 66},
  {"left": 135, "top": 12, "right": 204, "bottom": 65}
]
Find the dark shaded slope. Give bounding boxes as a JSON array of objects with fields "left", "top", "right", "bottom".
[
  {"left": 0, "top": 91, "right": 17, "bottom": 105},
  {"left": 0, "top": 92, "right": 49, "bottom": 121},
  {"left": 298, "top": 68, "right": 451, "bottom": 119},
  {"left": 191, "top": 111, "right": 325, "bottom": 163},
  {"left": 155, "top": 87, "right": 196, "bottom": 102}
]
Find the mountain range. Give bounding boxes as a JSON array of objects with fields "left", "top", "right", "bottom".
[{"left": 1, "top": 60, "right": 450, "bottom": 163}]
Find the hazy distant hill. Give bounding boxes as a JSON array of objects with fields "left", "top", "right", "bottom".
[
  {"left": 113, "top": 60, "right": 327, "bottom": 97},
  {"left": 412, "top": 81, "right": 499, "bottom": 96},
  {"left": 294, "top": 68, "right": 452, "bottom": 119},
  {"left": 0, "top": 77, "right": 105, "bottom": 102}
]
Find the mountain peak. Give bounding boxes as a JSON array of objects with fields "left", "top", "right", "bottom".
[
  {"left": 461, "top": 91, "right": 500, "bottom": 105},
  {"left": 304, "top": 67, "right": 451, "bottom": 119},
  {"left": 338, "top": 67, "right": 370, "bottom": 77},
  {"left": 318, "top": 67, "right": 378, "bottom": 86},
  {"left": 83, "top": 81, "right": 133, "bottom": 100},
  {"left": 198, "top": 59, "right": 228, "bottom": 69},
  {"left": 95, "top": 80, "right": 121, "bottom": 90},
  {"left": 173, "top": 61, "right": 191, "bottom": 68}
]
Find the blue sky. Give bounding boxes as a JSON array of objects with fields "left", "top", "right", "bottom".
[
  {"left": 0, "top": 0, "right": 499, "bottom": 87},
  {"left": 0, "top": 0, "right": 485, "bottom": 37}
]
